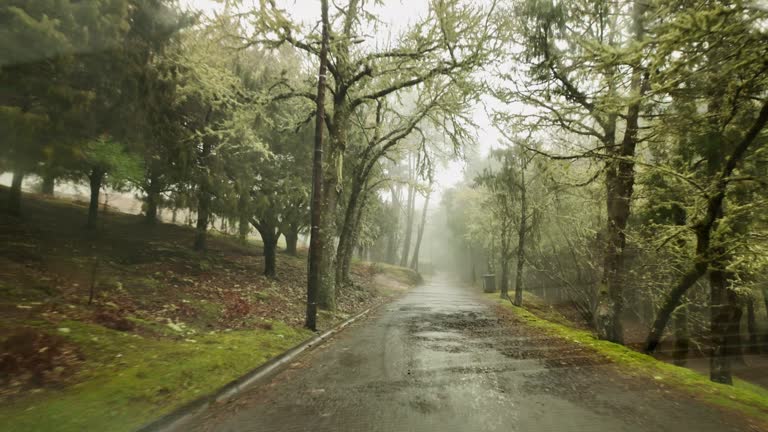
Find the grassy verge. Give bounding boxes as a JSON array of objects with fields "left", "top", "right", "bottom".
[
  {"left": 487, "top": 294, "right": 768, "bottom": 422},
  {"left": 0, "top": 258, "right": 418, "bottom": 432},
  {"left": 0, "top": 259, "right": 417, "bottom": 432},
  {"left": 0, "top": 320, "right": 311, "bottom": 432},
  {"left": 0, "top": 193, "right": 420, "bottom": 431}
]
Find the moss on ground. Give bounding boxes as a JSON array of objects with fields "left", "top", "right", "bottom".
[
  {"left": 487, "top": 294, "right": 768, "bottom": 422},
  {"left": 0, "top": 321, "right": 311, "bottom": 432}
]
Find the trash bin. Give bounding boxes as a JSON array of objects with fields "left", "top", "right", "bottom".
[{"left": 482, "top": 274, "right": 496, "bottom": 293}]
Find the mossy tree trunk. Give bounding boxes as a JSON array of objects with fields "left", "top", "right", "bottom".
[
  {"left": 595, "top": 0, "right": 648, "bottom": 344},
  {"left": 336, "top": 181, "right": 370, "bottom": 289},
  {"left": 673, "top": 303, "right": 689, "bottom": 366}
]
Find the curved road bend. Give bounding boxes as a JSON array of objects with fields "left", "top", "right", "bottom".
[{"left": 180, "top": 274, "right": 757, "bottom": 432}]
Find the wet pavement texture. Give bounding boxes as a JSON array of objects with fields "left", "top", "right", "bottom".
[{"left": 184, "top": 275, "right": 757, "bottom": 432}]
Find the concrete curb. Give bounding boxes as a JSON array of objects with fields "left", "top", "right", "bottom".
[{"left": 135, "top": 306, "right": 377, "bottom": 432}]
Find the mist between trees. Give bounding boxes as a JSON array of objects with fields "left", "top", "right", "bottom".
[{"left": 2, "top": 0, "right": 768, "bottom": 386}]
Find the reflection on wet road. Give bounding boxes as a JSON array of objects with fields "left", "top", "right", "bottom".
[{"left": 183, "top": 275, "right": 754, "bottom": 432}]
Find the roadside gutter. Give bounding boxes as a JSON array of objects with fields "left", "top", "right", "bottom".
[{"left": 135, "top": 306, "right": 376, "bottom": 432}]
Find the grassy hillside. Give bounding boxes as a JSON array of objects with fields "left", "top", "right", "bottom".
[{"left": 0, "top": 191, "right": 418, "bottom": 432}]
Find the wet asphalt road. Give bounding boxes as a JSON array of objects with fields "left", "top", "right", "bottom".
[{"left": 183, "top": 275, "right": 755, "bottom": 432}]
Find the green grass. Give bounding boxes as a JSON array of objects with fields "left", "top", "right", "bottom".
[
  {"left": 488, "top": 294, "right": 768, "bottom": 422},
  {"left": 0, "top": 321, "right": 311, "bottom": 432},
  {"left": 0, "top": 193, "right": 416, "bottom": 432}
]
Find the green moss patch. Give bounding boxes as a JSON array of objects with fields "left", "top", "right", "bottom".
[
  {"left": 0, "top": 321, "right": 311, "bottom": 432},
  {"left": 487, "top": 294, "right": 768, "bottom": 422}
]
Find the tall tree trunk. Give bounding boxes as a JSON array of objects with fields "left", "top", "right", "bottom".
[
  {"left": 672, "top": 207, "right": 690, "bottom": 366},
  {"left": 339, "top": 187, "right": 371, "bottom": 288},
  {"left": 238, "top": 215, "right": 249, "bottom": 243},
  {"left": 385, "top": 231, "right": 398, "bottom": 265},
  {"left": 336, "top": 235, "right": 355, "bottom": 289},
  {"left": 710, "top": 264, "right": 736, "bottom": 385},
  {"left": 264, "top": 237, "right": 277, "bottom": 278},
  {"left": 597, "top": 164, "right": 631, "bottom": 342},
  {"left": 762, "top": 286, "right": 768, "bottom": 327},
  {"left": 513, "top": 237, "right": 526, "bottom": 307},
  {"left": 237, "top": 191, "right": 250, "bottom": 244},
  {"left": 145, "top": 184, "right": 160, "bottom": 225},
  {"left": 259, "top": 226, "right": 279, "bottom": 279},
  {"left": 400, "top": 159, "right": 418, "bottom": 267},
  {"left": 87, "top": 169, "right": 104, "bottom": 230},
  {"left": 194, "top": 192, "right": 210, "bottom": 251},
  {"left": 385, "top": 187, "right": 400, "bottom": 265},
  {"left": 317, "top": 91, "right": 355, "bottom": 311},
  {"left": 171, "top": 207, "right": 178, "bottom": 224},
  {"left": 513, "top": 165, "right": 528, "bottom": 307},
  {"left": 500, "top": 257, "right": 509, "bottom": 299},
  {"left": 285, "top": 230, "right": 298, "bottom": 256},
  {"left": 316, "top": 0, "right": 364, "bottom": 309},
  {"left": 728, "top": 304, "right": 745, "bottom": 365},
  {"left": 7, "top": 170, "right": 24, "bottom": 216},
  {"left": 317, "top": 115, "right": 346, "bottom": 310},
  {"left": 728, "top": 304, "right": 747, "bottom": 365},
  {"left": 595, "top": 0, "right": 647, "bottom": 344},
  {"left": 335, "top": 178, "right": 365, "bottom": 288},
  {"left": 499, "top": 220, "right": 511, "bottom": 298},
  {"left": 747, "top": 297, "right": 759, "bottom": 354},
  {"left": 194, "top": 140, "right": 213, "bottom": 251},
  {"left": 41, "top": 171, "right": 55, "bottom": 196},
  {"left": 673, "top": 303, "right": 689, "bottom": 366},
  {"left": 409, "top": 190, "right": 430, "bottom": 272},
  {"left": 645, "top": 260, "right": 709, "bottom": 353},
  {"left": 307, "top": 0, "right": 330, "bottom": 329}
]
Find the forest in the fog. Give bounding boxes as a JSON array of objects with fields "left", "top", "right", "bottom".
[{"left": 2, "top": 0, "right": 768, "bottom": 391}]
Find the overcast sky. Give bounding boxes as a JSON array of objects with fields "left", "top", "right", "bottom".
[{"left": 182, "top": 0, "right": 503, "bottom": 198}]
